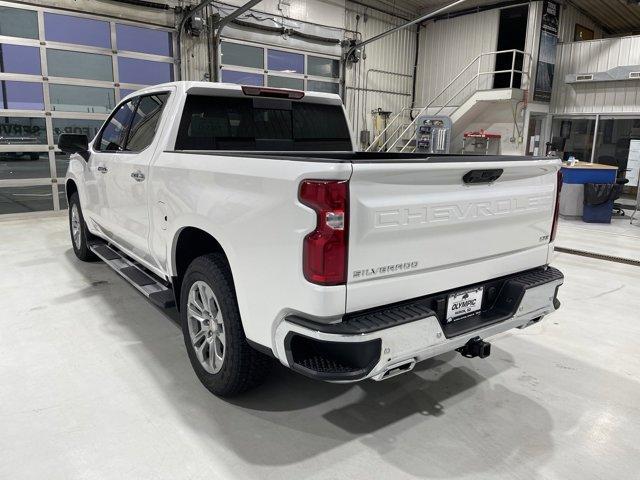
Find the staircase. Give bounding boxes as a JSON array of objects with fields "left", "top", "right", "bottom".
[{"left": 366, "top": 49, "right": 531, "bottom": 153}]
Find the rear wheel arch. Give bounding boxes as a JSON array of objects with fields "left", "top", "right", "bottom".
[{"left": 171, "top": 227, "right": 234, "bottom": 309}]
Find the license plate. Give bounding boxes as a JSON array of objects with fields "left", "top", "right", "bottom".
[{"left": 446, "top": 287, "right": 484, "bottom": 323}]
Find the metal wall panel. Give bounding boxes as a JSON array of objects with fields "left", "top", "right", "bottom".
[
  {"left": 551, "top": 36, "right": 640, "bottom": 115},
  {"left": 558, "top": 2, "right": 603, "bottom": 44},
  {"left": 416, "top": 9, "right": 499, "bottom": 108},
  {"left": 344, "top": 2, "right": 417, "bottom": 145}
]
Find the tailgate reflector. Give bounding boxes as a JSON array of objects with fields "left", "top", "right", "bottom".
[{"left": 299, "top": 180, "right": 349, "bottom": 286}]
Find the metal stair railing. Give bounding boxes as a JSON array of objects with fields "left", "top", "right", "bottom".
[{"left": 366, "top": 49, "right": 531, "bottom": 153}]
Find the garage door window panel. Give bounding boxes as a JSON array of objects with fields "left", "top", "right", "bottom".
[
  {"left": 0, "top": 44, "right": 41, "bottom": 75},
  {"left": 44, "top": 12, "right": 111, "bottom": 49},
  {"left": 0, "top": 185, "right": 54, "bottom": 214},
  {"left": 0, "top": 117, "right": 47, "bottom": 145},
  {"left": 47, "top": 50, "right": 113, "bottom": 82},
  {"left": 307, "top": 80, "right": 339, "bottom": 94},
  {"left": 221, "top": 70, "right": 264, "bottom": 86},
  {"left": 52, "top": 119, "right": 103, "bottom": 145},
  {"left": 0, "top": 81, "right": 44, "bottom": 110},
  {"left": 0, "top": 6, "right": 39, "bottom": 40},
  {"left": 116, "top": 24, "right": 172, "bottom": 57},
  {"left": 118, "top": 57, "right": 173, "bottom": 86},
  {"left": 0, "top": 151, "right": 50, "bottom": 180},
  {"left": 49, "top": 84, "right": 115, "bottom": 114},
  {"left": 307, "top": 56, "right": 340, "bottom": 78},
  {"left": 220, "top": 42, "right": 263, "bottom": 69},
  {"left": 267, "top": 76, "right": 304, "bottom": 90},
  {"left": 267, "top": 49, "right": 304, "bottom": 74}
]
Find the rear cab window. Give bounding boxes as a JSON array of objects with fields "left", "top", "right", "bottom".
[{"left": 175, "top": 95, "right": 352, "bottom": 151}]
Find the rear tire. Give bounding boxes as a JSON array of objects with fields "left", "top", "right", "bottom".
[
  {"left": 180, "top": 254, "right": 272, "bottom": 397},
  {"left": 68, "top": 192, "right": 97, "bottom": 262}
]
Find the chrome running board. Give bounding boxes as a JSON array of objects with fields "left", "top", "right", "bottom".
[{"left": 89, "top": 241, "right": 175, "bottom": 308}]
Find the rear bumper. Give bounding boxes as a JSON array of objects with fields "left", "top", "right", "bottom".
[{"left": 274, "top": 266, "right": 564, "bottom": 382}]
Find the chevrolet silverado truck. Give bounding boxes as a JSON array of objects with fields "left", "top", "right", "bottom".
[{"left": 61, "top": 82, "right": 564, "bottom": 397}]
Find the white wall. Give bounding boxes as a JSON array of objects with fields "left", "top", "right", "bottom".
[
  {"left": 343, "top": 1, "right": 417, "bottom": 145},
  {"left": 415, "top": 9, "right": 499, "bottom": 108},
  {"left": 220, "top": 0, "right": 346, "bottom": 29},
  {"left": 551, "top": 36, "right": 640, "bottom": 115},
  {"left": 558, "top": 2, "right": 603, "bottom": 44}
]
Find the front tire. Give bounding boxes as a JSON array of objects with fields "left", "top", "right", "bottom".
[
  {"left": 68, "top": 192, "right": 97, "bottom": 262},
  {"left": 180, "top": 254, "right": 271, "bottom": 397}
]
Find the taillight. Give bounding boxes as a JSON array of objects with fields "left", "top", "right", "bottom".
[
  {"left": 299, "top": 180, "right": 349, "bottom": 286},
  {"left": 550, "top": 170, "right": 563, "bottom": 242}
]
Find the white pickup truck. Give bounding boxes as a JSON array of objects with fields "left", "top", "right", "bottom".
[{"left": 62, "top": 81, "right": 564, "bottom": 397}]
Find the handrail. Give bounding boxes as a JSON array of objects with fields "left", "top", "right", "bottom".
[{"left": 366, "top": 49, "right": 531, "bottom": 152}]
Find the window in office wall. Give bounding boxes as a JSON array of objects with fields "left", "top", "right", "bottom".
[
  {"left": 593, "top": 118, "right": 640, "bottom": 179},
  {"left": 0, "top": 3, "right": 175, "bottom": 215},
  {"left": 550, "top": 118, "right": 596, "bottom": 162}
]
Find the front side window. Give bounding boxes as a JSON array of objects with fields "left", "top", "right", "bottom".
[
  {"left": 98, "top": 100, "right": 136, "bottom": 151},
  {"left": 126, "top": 93, "right": 169, "bottom": 151},
  {"left": 175, "top": 95, "right": 351, "bottom": 151}
]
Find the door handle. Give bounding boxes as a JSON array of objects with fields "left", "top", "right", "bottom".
[
  {"left": 97, "top": 165, "right": 108, "bottom": 173},
  {"left": 131, "top": 170, "right": 145, "bottom": 182}
]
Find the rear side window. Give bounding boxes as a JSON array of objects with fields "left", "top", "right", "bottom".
[
  {"left": 126, "top": 93, "right": 169, "bottom": 151},
  {"left": 175, "top": 95, "right": 351, "bottom": 151}
]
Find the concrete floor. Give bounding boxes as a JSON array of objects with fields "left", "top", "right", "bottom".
[
  {"left": 557, "top": 215, "right": 640, "bottom": 262},
  {"left": 1, "top": 215, "right": 640, "bottom": 480}
]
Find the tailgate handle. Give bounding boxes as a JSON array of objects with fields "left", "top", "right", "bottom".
[{"left": 463, "top": 169, "right": 503, "bottom": 184}]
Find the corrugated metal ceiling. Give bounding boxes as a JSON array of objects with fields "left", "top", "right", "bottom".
[
  {"left": 367, "top": 0, "right": 640, "bottom": 34},
  {"left": 570, "top": 0, "right": 640, "bottom": 34}
]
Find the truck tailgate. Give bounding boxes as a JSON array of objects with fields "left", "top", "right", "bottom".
[{"left": 346, "top": 158, "right": 561, "bottom": 312}]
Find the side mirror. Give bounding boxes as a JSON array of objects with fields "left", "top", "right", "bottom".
[{"left": 58, "top": 133, "right": 90, "bottom": 161}]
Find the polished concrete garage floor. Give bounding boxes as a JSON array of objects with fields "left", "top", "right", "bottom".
[{"left": 1, "top": 215, "right": 639, "bottom": 480}]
